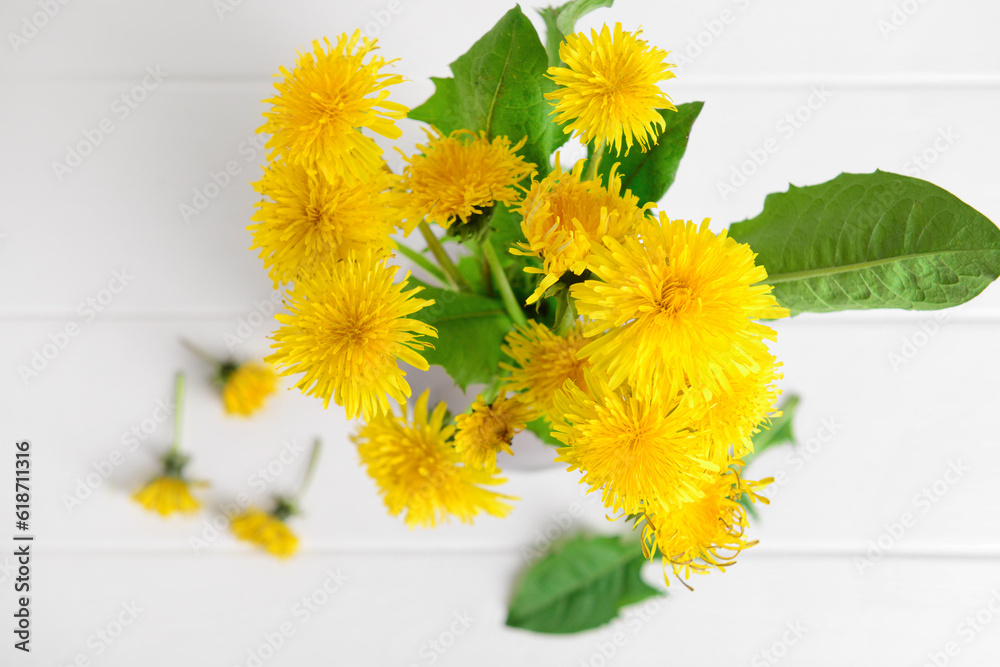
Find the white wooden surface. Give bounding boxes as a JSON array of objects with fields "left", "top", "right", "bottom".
[{"left": 3, "top": 0, "right": 1000, "bottom": 664}]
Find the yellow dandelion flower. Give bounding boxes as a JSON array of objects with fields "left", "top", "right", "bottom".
[
  {"left": 697, "top": 348, "right": 783, "bottom": 462},
  {"left": 133, "top": 384, "right": 202, "bottom": 518},
  {"left": 352, "top": 390, "right": 516, "bottom": 528},
  {"left": 572, "top": 214, "right": 789, "bottom": 396},
  {"left": 500, "top": 319, "right": 590, "bottom": 420},
  {"left": 640, "top": 467, "right": 771, "bottom": 583},
  {"left": 267, "top": 250, "right": 437, "bottom": 420},
  {"left": 454, "top": 393, "right": 535, "bottom": 471},
  {"left": 552, "top": 371, "right": 718, "bottom": 515},
  {"left": 512, "top": 156, "right": 649, "bottom": 304},
  {"left": 395, "top": 129, "right": 535, "bottom": 233},
  {"left": 546, "top": 23, "right": 676, "bottom": 155},
  {"left": 231, "top": 508, "right": 299, "bottom": 558},
  {"left": 260, "top": 32, "right": 408, "bottom": 182},
  {"left": 249, "top": 159, "right": 397, "bottom": 286},
  {"left": 220, "top": 362, "right": 278, "bottom": 417},
  {"left": 133, "top": 477, "right": 200, "bottom": 517}
]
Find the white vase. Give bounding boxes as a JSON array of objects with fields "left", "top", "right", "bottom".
[{"left": 408, "top": 366, "right": 563, "bottom": 472}]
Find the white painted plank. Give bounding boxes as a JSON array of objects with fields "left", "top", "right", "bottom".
[
  {"left": 3, "top": 319, "right": 998, "bottom": 552},
  {"left": 1, "top": 0, "right": 998, "bottom": 80},
  {"left": 2, "top": 86, "right": 999, "bottom": 315},
  {"left": 24, "top": 551, "right": 1000, "bottom": 666}
]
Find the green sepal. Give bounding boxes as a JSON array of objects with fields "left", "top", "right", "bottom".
[
  {"left": 271, "top": 496, "right": 299, "bottom": 522},
  {"left": 161, "top": 450, "right": 191, "bottom": 479}
]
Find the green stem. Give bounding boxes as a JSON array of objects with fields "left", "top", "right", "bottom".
[
  {"left": 394, "top": 242, "right": 447, "bottom": 286},
  {"left": 481, "top": 237, "right": 528, "bottom": 328},
  {"left": 482, "top": 251, "right": 494, "bottom": 298},
  {"left": 180, "top": 338, "right": 218, "bottom": 367},
  {"left": 418, "top": 222, "right": 471, "bottom": 292},
  {"left": 554, "top": 288, "right": 577, "bottom": 336},
  {"left": 295, "top": 439, "right": 323, "bottom": 503},
  {"left": 171, "top": 372, "right": 185, "bottom": 454},
  {"left": 586, "top": 138, "right": 606, "bottom": 181}
]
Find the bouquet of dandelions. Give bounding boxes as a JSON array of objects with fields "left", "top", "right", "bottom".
[{"left": 247, "top": 1, "right": 1000, "bottom": 632}]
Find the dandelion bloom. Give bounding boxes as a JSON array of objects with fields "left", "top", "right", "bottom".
[
  {"left": 552, "top": 371, "right": 718, "bottom": 515},
  {"left": 249, "top": 159, "right": 397, "bottom": 286},
  {"left": 220, "top": 362, "right": 278, "bottom": 417},
  {"left": 260, "top": 32, "right": 408, "bottom": 182},
  {"left": 267, "top": 250, "right": 437, "bottom": 420},
  {"left": 231, "top": 509, "right": 299, "bottom": 558},
  {"left": 352, "top": 390, "right": 516, "bottom": 528},
  {"left": 512, "top": 157, "right": 648, "bottom": 304},
  {"left": 133, "top": 477, "right": 200, "bottom": 517},
  {"left": 572, "top": 214, "right": 788, "bottom": 396},
  {"left": 500, "top": 320, "right": 590, "bottom": 420},
  {"left": 546, "top": 23, "right": 676, "bottom": 155},
  {"left": 454, "top": 393, "right": 535, "bottom": 471},
  {"left": 640, "top": 468, "right": 771, "bottom": 583},
  {"left": 395, "top": 129, "right": 534, "bottom": 233},
  {"left": 696, "top": 348, "right": 783, "bottom": 462}
]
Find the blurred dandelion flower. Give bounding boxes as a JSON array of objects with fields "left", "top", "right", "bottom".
[
  {"left": 353, "top": 390, "right": 516, "bottom": 528},
  {"left": 454, "top": 393, "right": 535, "bottom": 471}
]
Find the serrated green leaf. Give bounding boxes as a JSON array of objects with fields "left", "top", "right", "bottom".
[
  {"left": 409, "top": 287, "right": 512, "bottom": 389},
  {"left": 507, "top": 534, "right": 662, "bottom": 634},
  {"left": 451, "top": 6, "right": 554, "bottom": 172},
  {"left": 409, "top": 7, "right": 558, "bottom": 174},
  {"left": 524, "top": 416, "right": 560, "bottom": 446},
  {"left": 728, "top": 171, "right": 1000, "bottom": 313},
  {"left": 590, "top": 101, "right": 703, "bottom": 207},
  {"left": 407, "top": 77, "right": 464, "bottom": 136}
]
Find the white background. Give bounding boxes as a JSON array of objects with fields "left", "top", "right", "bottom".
[{"left": 3, "top": 0, "right": 1000, "bottom": 665}]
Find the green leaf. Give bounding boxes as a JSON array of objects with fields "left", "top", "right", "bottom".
[
  {"left": 453, "top": 6, "right": 554, "bottom": 172},
  {"left": 409, "top": 287, "right": 512, "bottom": 389},
  {"left": 539, "top": 0, "right": 615, "bottom": 68},
  {"left": 741, "top": 395, "right": 800, "bottom": 470},
  {"left": 728, "top": 171, "right": 1000, "bottom": 313},
  {"left": 407, "top": 77, "right": 464, "bottom": 136},
  {"left": 486, "top": 202, "right": 524, "bottom": 260},
  {"left": 739, "top": 395, "right": 800, "bottom": 521},
  {"left": 590, "top": 101, "right": 703, "bottom": 207},
  {"left": 456, "top": 251, "right": 490, "bottom": 297},
  {"left": 409, "top": 7, "right": 557, "bottom": 174},
  {"left": 507, "top": 534, "right": 662, "bottom": 634},
  {"left": 524, "top": 416, "right": 560, "bottom": 446}
]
